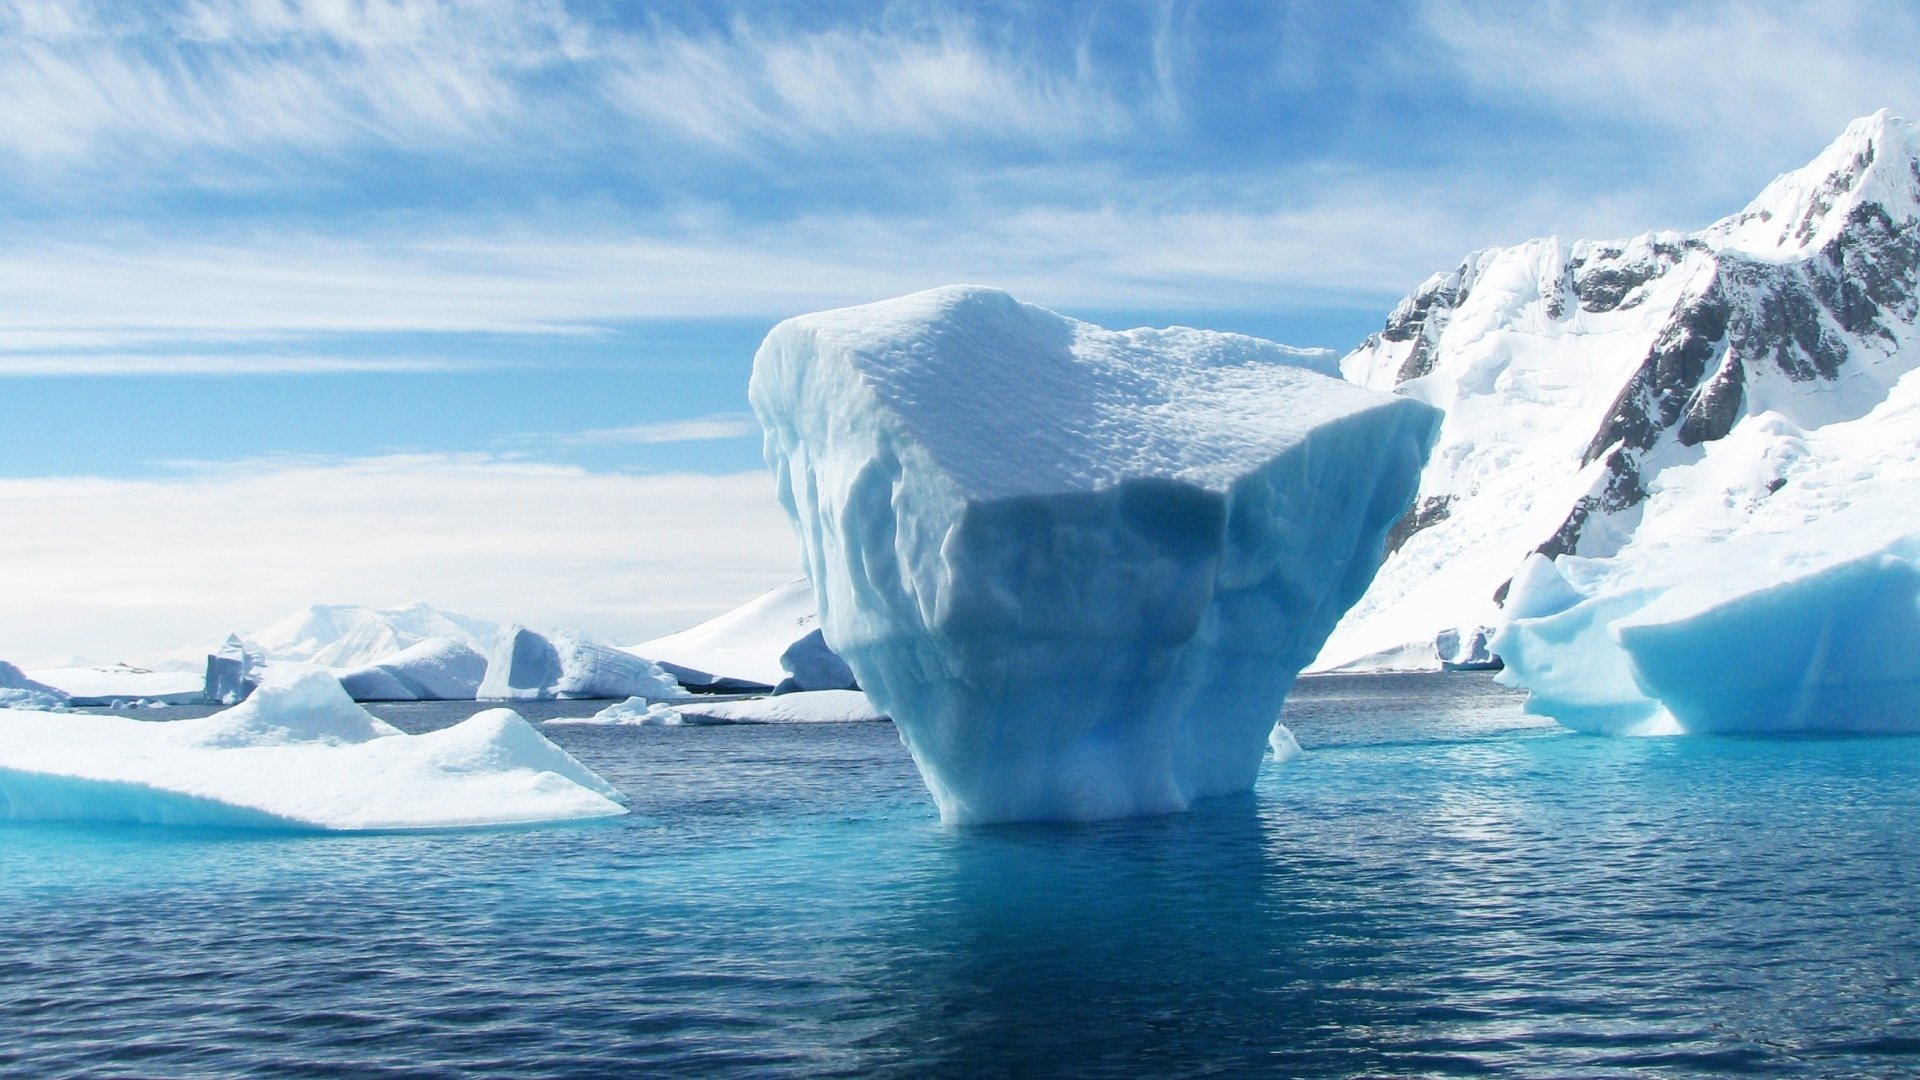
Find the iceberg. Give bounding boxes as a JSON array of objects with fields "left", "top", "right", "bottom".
[
  {"left": 751, "top": 285, "right": 1438, "bottom": 823},
  {"left": 0, "top": 662, "right": 68, "bottom": 712},
  {"left": 0, "top": 670, "right": 625, "bottom": 829},
  {"left": 554, "top": 689, "right": 887, "bottom": 727},
  {"left": 480, "top": 626, "right": 689, "bottom": 701},
  {"left": 27, "top": 664, "right": 205, "bottom": 707},
  {"left": 555, "top": 698, "right": 687, "bottom": 726},
  {"left": 1496, "top": 351, "right": 1920, "bottom": 735},
  {"left": 202, "top": 634, "right": 259, "bottom": 705},
  {"left": 336, "top": 637, "right": 488, "bottom": 701},
  {"left": 1496, "top": 528, "right": 1920, "bottom": 736},
  {"left": 775, "top": 628, "right": 858, "bottom": 694},
  {"left": 676, "top": 689, "right": 885, "bottom": 725}
]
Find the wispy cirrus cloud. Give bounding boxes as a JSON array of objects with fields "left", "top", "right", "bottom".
[
  {"left": 1420, "top": 0, "right": 1920, "bottom": 191},
  {"left": 0, "top": 0, "right": 1141, "bottom": 184}
]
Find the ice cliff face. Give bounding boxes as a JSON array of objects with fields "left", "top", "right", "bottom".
[
  {"left": 1320, "top": 111, "right": 1920, "bottom": 670},
  {"left": 752, "top": 286, "right": 1437, "bottom": 823}
]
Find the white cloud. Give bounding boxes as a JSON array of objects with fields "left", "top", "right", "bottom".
[
  {"left": 550, "top": 413, "right": 761, "bottom": 446},
  {"left": 0, "top": 453, "right": 801, "bottom": 667}
]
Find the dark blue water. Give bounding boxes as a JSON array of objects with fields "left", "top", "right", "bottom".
[{"left": 5, "top": 674, "right": 1920, "bottom": 1078}]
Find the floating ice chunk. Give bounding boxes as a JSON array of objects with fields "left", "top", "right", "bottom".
[
  {"left": 676, "top": 689, "right": 886, "bottom": 725},
  {"left": 1496, "top": 520, "right": 1920, "bottom": 735},
  {"left": 0, "top": 662, "right": 68, "bottom": 712},
  {"left": 555, "top": 699, "right": 686, "bottom": 726},
  {"left": 480, "top": 626, "right": 689, "bottom": 701},
  {"left": 1434, "top": 626, "right": 1501, "bottom": 670},
  {"left": 1267, "top": 723, "right": 1301, "bottom": 762},
  {"left": 0, "top": 671, "right": 625, "bottom": 829},
  {"left": 336, "top": 637, "right": 488, "bottom": 701},
  {"left": 751, "top": 285, "right": 1438, "bottom": 822}
]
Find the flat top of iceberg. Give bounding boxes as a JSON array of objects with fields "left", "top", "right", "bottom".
[
  {"left": 0, "top": 671, "right": 626, "bottom": 831},
  {"left": 764, "top": 285, "right": 1400, "bottom": 499}
]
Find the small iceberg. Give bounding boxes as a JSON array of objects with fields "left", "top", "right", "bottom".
[
  {"left": 0, "top": 670, "right": 627, "bottom": 830},
  {"left": 552, "top": 689, "right": 888, "bottom": 727}
]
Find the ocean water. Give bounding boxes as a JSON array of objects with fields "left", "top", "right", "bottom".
[{"left": 4, "top": 674, "right": 1920, "bottom": 1077}]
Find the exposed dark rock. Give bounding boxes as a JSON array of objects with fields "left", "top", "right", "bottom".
[
  {"left": 1677, "top": 359, "right": 1745, "bottom": 446},
  {"left": 1583, "top": 292, "right": 1732, "bottom": 463},
  {"left": 1535, "top": 448, "right": 1646, "bottom": 561},
  {"left": 1382, "top": 495, "right": 1454, "bottom": 559}
]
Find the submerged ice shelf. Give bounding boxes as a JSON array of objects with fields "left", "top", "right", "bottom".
[
  {"left": 0, "top": 670, "right": 626, "bottom": 830},
  {"left": 751, "top": 285, "right": 1437, "bottom": 823}
]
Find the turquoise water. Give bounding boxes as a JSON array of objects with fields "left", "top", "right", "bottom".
[{"left": 5, "top": 674, "right": 1920, "bottom": 1077}]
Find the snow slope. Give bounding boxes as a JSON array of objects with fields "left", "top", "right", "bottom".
[
  {"left": 627, "top": 579, "right": 817, "bottom": 690},
  {"left": 1320, "top": 111, "right": 1920, "bottom": 671},
  {"left": 0, "top": 670, "right": 626, "bottom": 829},
  {"left": 753, "top": 285, "right": 1436, "bottom": 823}
]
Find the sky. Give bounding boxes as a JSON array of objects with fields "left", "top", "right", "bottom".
[{"left": 3, "top": 0, "right": 1917, "bottom": 665}]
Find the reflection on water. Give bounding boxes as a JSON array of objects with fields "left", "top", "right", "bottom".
[{"left": 4, "top": 675, "right": 1920, "bottom": 1077}]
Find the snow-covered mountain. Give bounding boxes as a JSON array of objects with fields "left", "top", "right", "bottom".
[
  {"left": 243, "top": 603, "right": 500, "bottom": 670},
  {"left": 1316, "top": 110, "right": 1920, "bottom": 670}
]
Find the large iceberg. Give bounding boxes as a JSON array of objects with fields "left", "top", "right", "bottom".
[
  {"left": 750, "top": 286, "right": 1438, "bottom": 823},
  {"left": 0, "top": 670, "right": 626, "bottom": 829},
  {"left": 480, "top": 626, "right": 689, "bottom": 701}
]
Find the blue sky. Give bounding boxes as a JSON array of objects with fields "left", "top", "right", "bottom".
[{"left": 2, "top": 0, "right": 1917, "bottom": 663}]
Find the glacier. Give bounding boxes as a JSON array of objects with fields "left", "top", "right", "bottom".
[
  {"left": 751, "top": 285, "right": 1438, "bottom": 823},
  {"left": 1318, "top": 110, "right": 1920, "bottom": 673},
  {"left": 480, "top": 625, "right": 689, "bottom": 701},
  {"left": 0, "top": 670, "right": 625, "bottom": 829}
]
